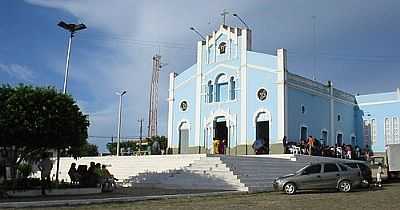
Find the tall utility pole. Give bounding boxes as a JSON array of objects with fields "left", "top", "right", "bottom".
[
  {"left": 312, "top": 16, "right": 317, "bottom": 80},
  {"left": 148, "top": 55, "right": 161, "bottom": 138},
  {"left": 138, "top": 118, "right": 144, "bottom": 155},
  {"left": 116, "top": 90, "right": 127, "bottom": 156}
]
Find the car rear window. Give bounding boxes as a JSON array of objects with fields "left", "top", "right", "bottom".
[
  {"left": 338, "top": 163, "right": 348, "bottom": 171},
  {"left": 324, "top": 163, "right": 339, "bottom": 172},
  {"left": 345, "top": 163, "right": 358, "bottom": 168},
  {"left": 304, "top": 164, "right": 322, "bottom": 174}
]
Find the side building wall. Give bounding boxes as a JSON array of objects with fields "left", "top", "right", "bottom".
[
  {"left": 357, "top": 90, "right": 400, "bottom": 153},
  {"left": 286, "top": 74, "right": 360, "bottom": 147}
]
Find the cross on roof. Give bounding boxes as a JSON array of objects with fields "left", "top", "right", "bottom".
[{"left": 221, "top": 9, "right": 229, "bottom": 25}]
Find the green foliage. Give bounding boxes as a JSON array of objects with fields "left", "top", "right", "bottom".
[
  {"left": 0, "top": 84, "right": 89, "bottom": 164},
  {"left": 146, "top": 136, "right": 168, "bottom": 150},
  {"left": 17, "top": 163, "right": 32, "bottom": 178},
  {"left": 107, "top": 140, "right": 138, "bottom": 155},
  {"left": 106, "top": 136, "right": 168, "bottom": 155},
  {"left": 63, "top": 143, "right": 99, "bottom": 157}
]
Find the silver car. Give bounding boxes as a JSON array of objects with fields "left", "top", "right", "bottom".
[{"left": 273, "top": 162, "right": 361, "bottom": 195}]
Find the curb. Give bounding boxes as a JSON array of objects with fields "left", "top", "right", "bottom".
[{"left": 0, "top": 191, "right": 245, "bottom": 208}]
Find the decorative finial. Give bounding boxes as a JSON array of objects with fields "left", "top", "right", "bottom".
[{"left": 221, "top": 9, "right": 229, "bottom": 25}]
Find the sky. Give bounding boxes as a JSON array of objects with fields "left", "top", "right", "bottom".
[{"left": 1, "top": 0, "right": 400, "bottom": 152}]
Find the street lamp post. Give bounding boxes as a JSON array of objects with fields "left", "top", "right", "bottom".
[
  {"left": 232, "top": 14, "right": 249, "bottom": 29},
  {"left": 55, "top": 21, "right": 86, "bottom": 183},
  {"left": 189, "top": 27, "right": 206, "bottom": 41},
  {"left": 116, "top": 91, "right": 127, "bottom": 156},
  {"left": 57, "top": 21, "right": 87, "bottom": 94}
]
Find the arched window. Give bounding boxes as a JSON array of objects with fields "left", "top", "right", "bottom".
[
  {"left": 230, "top": 77, "right": 236, "bottom": 100},
  {"left": 208, "top": 81, "right": 213, "bottom": 103},
  {"left": 215, "top": 74, "right": 228, "bottom": 102}
]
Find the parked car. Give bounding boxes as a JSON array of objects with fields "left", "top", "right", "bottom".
[
  {"left": 273, "top": 162, "right": 362, "bottom": 195},
  {"left": 343, "top": 162, "right": 372, "bottom": 186}
]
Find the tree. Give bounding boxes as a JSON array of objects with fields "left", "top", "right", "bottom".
[
  {"left": 63, "top": 143, "right": 98, "bottom": 157},
  {"left": 146, "top": 136, "right": 168, "bottom": 154},
  {"left": 0, "top": 85, "right": 89, "bottom": 177},
  {"left": 106, "top": 141, "right": 137, "bottom": 155}
]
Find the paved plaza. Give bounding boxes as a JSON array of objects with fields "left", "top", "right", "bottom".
[{"left": 1, "top": 182, "right": 399, "bottom": 209}]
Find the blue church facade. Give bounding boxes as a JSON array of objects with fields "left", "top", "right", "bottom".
[{"left": 167, "top": 25, "right": 399, "bottom": 155}]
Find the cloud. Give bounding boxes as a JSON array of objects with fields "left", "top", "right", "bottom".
[{"left": 0, "top": 63, "right": 34, "bottom": 82}]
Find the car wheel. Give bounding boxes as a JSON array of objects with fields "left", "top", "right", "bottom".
[
  {"left": 284, "top": 183, "right": 296, "bottom": 195},
  {"left": 338, "top": 180, "right": 352, "bottom": 192}
]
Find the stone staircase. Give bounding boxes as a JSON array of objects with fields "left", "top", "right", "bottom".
[
  {"left": 220, "top": 156, "right": 307, "bottom": 192},
  {"left": 128, "top": 155, "right": 308, "bottom": 192},
  {"left": 129, "top": 156, "right": 247, "bottom": 191}
]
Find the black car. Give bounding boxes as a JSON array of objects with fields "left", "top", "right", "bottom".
[{"left": 343, "top": 162, "right": 372, "bottom": 186}]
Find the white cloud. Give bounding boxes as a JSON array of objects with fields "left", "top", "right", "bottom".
[{"left": 0, "top": 63, "right": 34, "bottom": 82}]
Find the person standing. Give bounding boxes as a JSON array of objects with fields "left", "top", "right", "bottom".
[
  {"left": 376, "top": 163, "right": 383, "bottom": 188},
  {"left": 282, "top": 136, "right": 288, "bottom": 154},
  {"left": 38, "top": 153, "right": 53, "bottom": 195}
]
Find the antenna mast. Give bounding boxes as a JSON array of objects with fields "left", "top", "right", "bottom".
[{"left": 148, "top": 54, "right": 161, "bottom": 137}]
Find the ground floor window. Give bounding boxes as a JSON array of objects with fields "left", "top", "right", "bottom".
[
  {"left": 320, "top": 130, "right": 328, "bottom": 145},
  {"left": 351, "top": 135, "right": 356, "bottom": 146},
  {"left": 337, "top": 133, "right": 343, "bottom": 146},
  {"left": 300, "top": 126, "right": 307, "bottom": 141}
]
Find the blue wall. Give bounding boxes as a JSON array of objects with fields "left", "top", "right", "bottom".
[
  {"left": 357, "top": 99, "right": 400, "bottom": 152},
  {"left": 287, "top": 86, "right": 330, "bottom": 143}
]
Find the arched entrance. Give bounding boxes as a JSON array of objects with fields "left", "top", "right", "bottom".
[
  {"left": 178, "top": 122, "right": 189, "bottom": 154},
  {"left": 213, "top": 116, "right": 228, "bottom": 154},
  {"left": 255, "top": 111, "right": 270, "bottom": 154}
]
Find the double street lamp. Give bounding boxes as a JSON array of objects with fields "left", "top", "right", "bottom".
[{"left": 116, "top": 90, "right": 127, "bottom": 156}]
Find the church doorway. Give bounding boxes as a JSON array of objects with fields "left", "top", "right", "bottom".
[
  {"left": 255, "top": 112, "right": 270, "bottom": 154},
  {"left": 213, "top": 117, "right": 228, "bottom": 154},
  {"left": 178, "top": 122, "right": 189, "bottom": 154}
]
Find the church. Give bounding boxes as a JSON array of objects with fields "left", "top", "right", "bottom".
[{"left": 167, "top": 24, "right": 400, "bottom": 155}]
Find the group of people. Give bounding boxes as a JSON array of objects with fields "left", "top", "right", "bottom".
[
  {"left": 68, "top": 162, "right": 116, "bottom": 191},
  {"left": 213, "top": 138, "right": 227, "bottom": 154},
  {"left": 283, "top": 136, "right": 373, "bottom": 160}
]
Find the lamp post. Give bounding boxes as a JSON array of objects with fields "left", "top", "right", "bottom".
[
  {"left": 116, "top": 90, "right": 127, "bottom": 156},
  {"left": 232, "top": 14, "right": 249, "bottom": 29},
  {"left": 55, "top": 21, "right": 86, "bottom": 183},
  {"left": 190, "top": 27, "right": 206, "bottom": 41},
  {"left": 57, "top": 21, "right": 87, "bottom": 94}
]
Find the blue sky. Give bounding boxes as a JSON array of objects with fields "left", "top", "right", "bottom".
[{"left": 1, "top": 0, "right": 400, "bottom": 152}]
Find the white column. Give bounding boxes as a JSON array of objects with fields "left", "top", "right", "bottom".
[
  {"left": 195, "top": 41, "right": 203, "bottom": 148},
  {"left": 167, "top": 72, "right": 176, "bottom": 148},
  {"left": 240, "top": 28, "right": 248, "bottom": 146},
  {"left": 329, "top": 81, "right": 335, "bottom": 145},
  {"left": 277, "top": 48, "right": 288, "bottom": 143}
]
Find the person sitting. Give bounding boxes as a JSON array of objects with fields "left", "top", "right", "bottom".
[
  {"left": 252, "top": 138, "right": 267, "bottom": 154},
  {"left": 68, "top": 163, "right": 80, "bottom": 184},
  {"left": 94, "top": 163, "right": 103, "bottom": 186},
  {"left": 101, "top": 165, "right": 117, "bottom": 192},
  {"left": 86, "top": 162, "right": 97, "bottom": 187}
]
